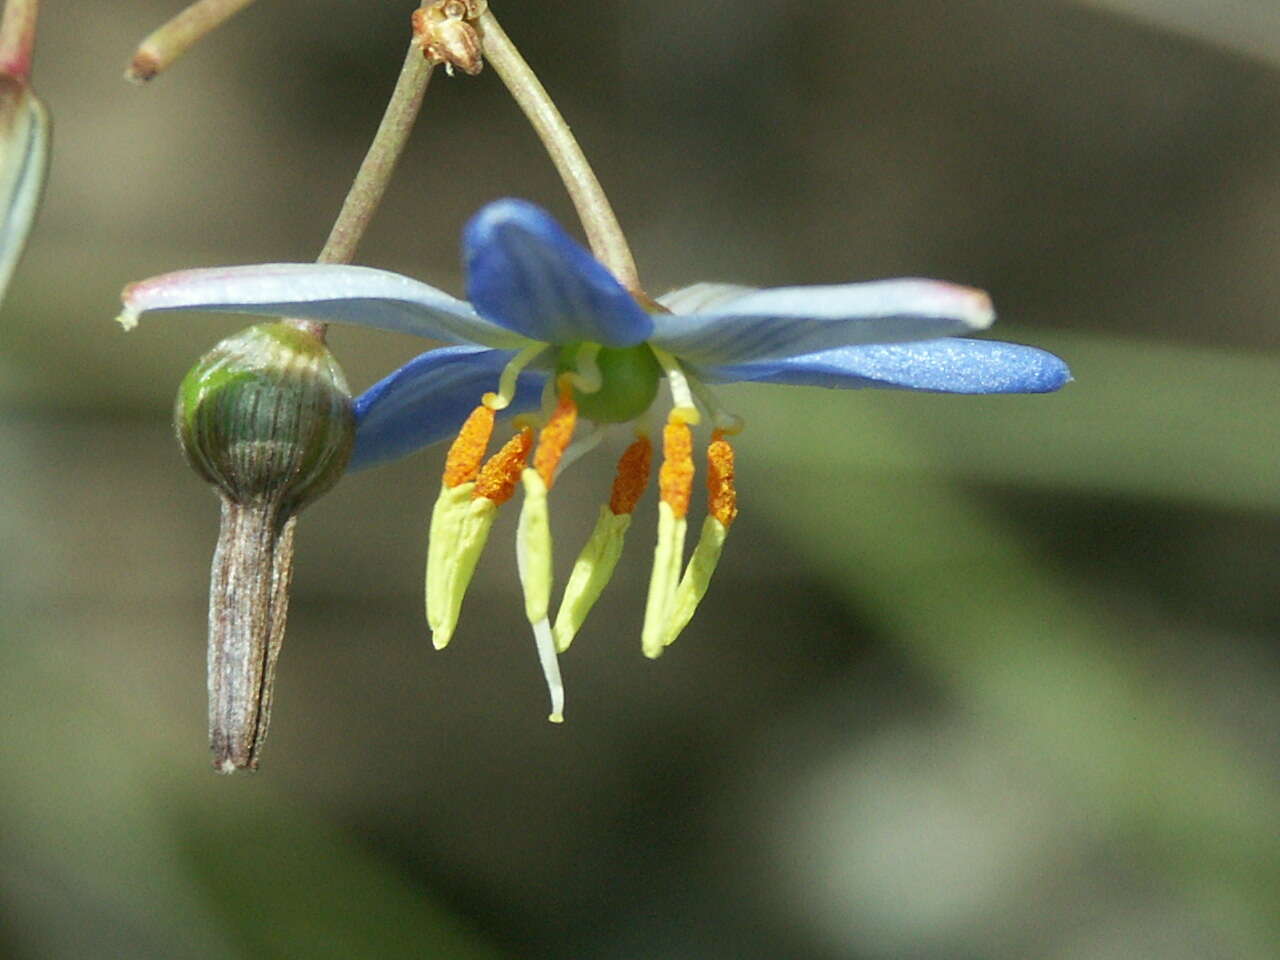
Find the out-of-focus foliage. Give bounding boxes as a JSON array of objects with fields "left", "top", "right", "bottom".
[{"left": 1, "top": 1, "right": 1278, "bottom": 958}]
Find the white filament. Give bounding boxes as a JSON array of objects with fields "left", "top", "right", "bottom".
[{"left": 532, "top": 617, "right": 566, "bottom": 723}]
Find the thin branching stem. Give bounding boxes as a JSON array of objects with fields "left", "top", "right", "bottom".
[{"left": 477, "top": 8, "right": 642, "bottom": 296}]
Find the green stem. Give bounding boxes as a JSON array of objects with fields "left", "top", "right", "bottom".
[
  {"left": 476, "top": 8, "right": 642, "bottom": 296},
  {"left": 287, "top": 33, "right": 437, "bottom": 341},
  {"left": 318, "top": 43, "right": 435, "bottom": 265}
]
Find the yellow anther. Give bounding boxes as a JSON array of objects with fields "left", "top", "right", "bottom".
[
  {"left": 533, "top": 379, "right": 578, "bottom": 488},
  {"left": 442, "top": 404, "right": 495, "bottom": 488},
  {"left": 706, "top": 430, "right": 738, "bottom": 529},
  {"left": 474, "top": 427, "right": 533, "bottom": 504},
  {"left": 609, "top": 435, "right": 653, "bottom": 516},
  {"left": 658, "top": 421, "right": 694, "bottom": 519}
]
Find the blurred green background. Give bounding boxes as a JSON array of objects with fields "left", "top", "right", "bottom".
[{"left": 3, "top": 1, "right": 1279, "bottom": 957}]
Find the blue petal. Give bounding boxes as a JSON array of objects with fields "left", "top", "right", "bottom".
[
  {"left": 650, "top": 280, "right": 997, "bottom": 365},
  {"left": 350, "top": 346, "right": 548, "bottom": 471},
  {"left": 464, "top": 198, "right": 653, "bottom": 347},
  {"left": 121, "top": 263, "right": 531, "bottom": 349},
  {"left": 701, "top": 338, "right": 1072, "bottom": 394}
]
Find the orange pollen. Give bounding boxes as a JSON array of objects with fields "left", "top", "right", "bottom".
[
  {"left": 707, "top": 430, "right": 738, "bottom": 529},
  {"left": 658, "top": 422, "right": 695, "bottom": 519},
  {"left": 533, "top": 383, "right": 578, "bottom": 488},
  {"left": 609, "top": 436, "right": 653, "bottom": 515},
  {"left": 473, "top": 427, "right": 533, "bottom": 504},
  {"left": 442, "top": 405, "right": 496, "bottom": 487}
]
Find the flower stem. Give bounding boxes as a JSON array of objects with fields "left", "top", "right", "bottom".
[
  {"left": 126, "top": 0, "right": 257, "bottom": 83},
  {"left": 286, "top": 30, "right": 437, "bottom": 341},
  {"left": 317, "top": 42, "right": 435, "bottom": 265},
  {"left": 476, "top": 9, "right": 642, "bottom": 296},
  {"left": 0, "top": 0, "right": 38, "bottom": 79}
]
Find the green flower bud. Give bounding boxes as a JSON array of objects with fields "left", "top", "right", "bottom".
[
  {"left": 175, "top": 321, "right": 354, "bottom": 772},
  {"left": 175, "top": 322, "right": 355, "bottom": 513}
]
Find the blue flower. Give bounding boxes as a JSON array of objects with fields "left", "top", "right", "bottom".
[{"left": 121, "top": 198, "right": 1070, "bottom": 721}]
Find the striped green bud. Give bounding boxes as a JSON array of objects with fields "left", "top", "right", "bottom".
[{"left": 175, "top": 322, "right": 355, "bottom": 512}]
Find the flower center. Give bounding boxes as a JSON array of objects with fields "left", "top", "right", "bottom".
[{"left": 555, "top": 342, "right": 661, "bottom": 424}]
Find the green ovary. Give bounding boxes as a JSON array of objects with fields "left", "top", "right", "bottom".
[{"left": 557, "top": 342, "right": 662, "bottom": 423}]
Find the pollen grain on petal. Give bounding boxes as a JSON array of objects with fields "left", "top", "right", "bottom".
[
  {"left": 707, "top": 431, "right": 738, "bottom": 529},
  {"left": 533, "top": 382, "right": 578, "bottom": 488},
  {"left": 658, "top": 422, "right": 694, "bottom": 519},
  {"left": 609, "top": 436, "right": 652, "bottom": 516},
  {"left": 474, "top": 427, "right": 533, "bottom": 504},
  {"left": 443, "top": 404, "right": 495, "bottom": 487}
]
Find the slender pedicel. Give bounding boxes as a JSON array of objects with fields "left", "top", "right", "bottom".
[
  {"left": 476, "top": 8, "right": 642, "bottom": 296},
  {"left": 317, "top": 31, "right": 437, "bottom": 268}
]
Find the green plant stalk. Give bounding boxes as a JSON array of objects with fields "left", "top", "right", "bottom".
[{"left": 477, "top": 8, "right": 642, "bottom": 297}]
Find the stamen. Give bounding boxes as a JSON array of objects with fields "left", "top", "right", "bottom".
[
  {"left": 641, "top": 502, "right": 686, "bottom": 658},
  {"left": 662, "top": 516, "right": 729, "bottom": 648},
  {"left": 706, "top": 430, "right": 738, "bottom": 529},
  {"left": 642, "top": 421, "right": 694, "bottom": 657},
  {"left": 532, "top": 617, "right": 566, "bottom": 723},
  {"left": 428, "top": 490, "right": 497, "bottom": 650},
  {"left": 533, "top": 378, "right": 578, "bottom": 488},
  {"left": 609, "top": 435, "right": 653, "bottom": 516},
  {"left": 650, "top": 345, "right": 701, "bottom": 426},
  {"left": 473, "top": 427, "right": 533, "bottom": 503},
  {"left": 658, "top": 421, "right": 694, "bottom": 519},
  {"left": 426, "top": 427, "right": 532, "bottom": 649},
  {"left": 426, "top": 481, "right": 476, "bottom": 641},
  {"left": 442, "top": 404, "right": 495, "bottom": 487},
  {"left": 486, "top": 344, "right": 547, "bottom": 411},
  {"left": 552, "top": 436, "right": 653, "bottom": 652},
  {"left": 660, "top": 433, "right": 738, "bottom": 648},
  {"left": 517, "top": 467, "right": 553, "bottom": 624}
]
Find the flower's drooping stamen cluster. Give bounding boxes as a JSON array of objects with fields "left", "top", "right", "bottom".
[
  {"left": 641, "top": 416, "right": 696, "bottom": 658},
  {"left": 422, "top": 337, "right": 744, "bottom": 714},
  {"left": 662, "top": 430, "right": 738, "bottom": 648},
  {"left": 426, "top": 405, "right": 532, "bottom": 649},
  {"left": 553, "top": 433, "right": 653, "bottom": 653},
  {"left": 517, "top": 377, "right": 579, "bottom": 722}
]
